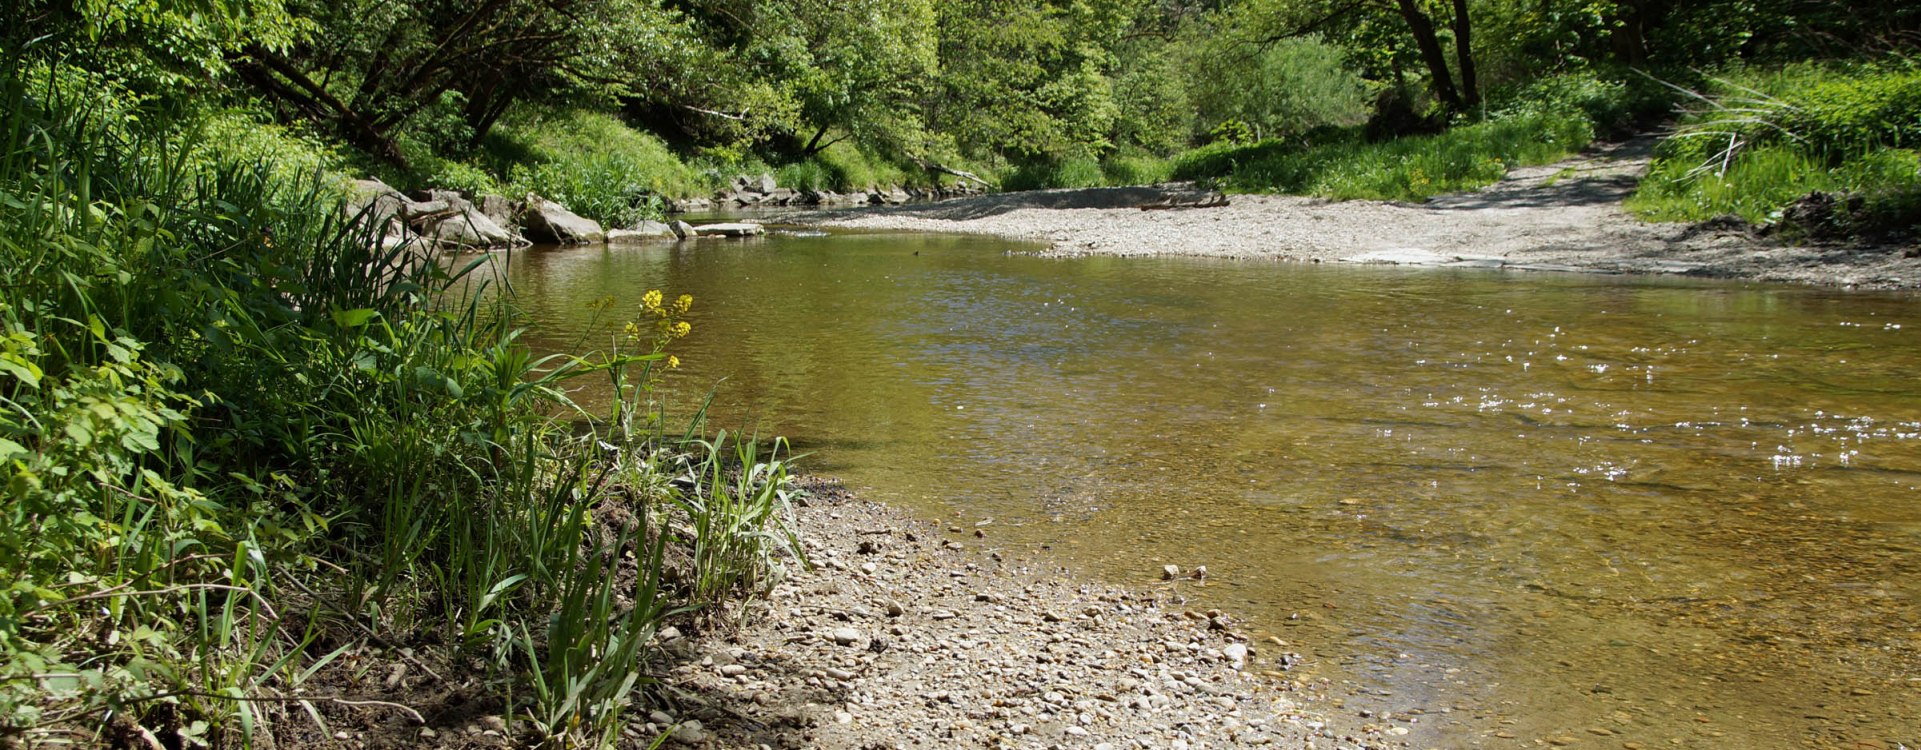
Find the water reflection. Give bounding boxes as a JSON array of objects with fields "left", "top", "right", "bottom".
[{"left": 471, "top": 232, "right": 1921, "bottom": 749}]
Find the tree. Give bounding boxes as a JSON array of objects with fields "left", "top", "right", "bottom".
[{"left": 233, "top": 0, "right": 690, "bottom": 166}]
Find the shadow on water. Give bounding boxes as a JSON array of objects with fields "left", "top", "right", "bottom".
[{"left": 467, "top": 231, "right": 1921, "bottom": 750}]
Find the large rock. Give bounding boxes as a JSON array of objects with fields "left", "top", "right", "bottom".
[
  {"left": 607, "top": 221, "right": 676, "bottom": 244},
  {"left": 426, "top": 207, "right": 518, "bottom": 248},
  {"left": 521, "top": 195, "right": 605, "bottom": 245},
  {"left": 692, "top": 222, "right": 765, "bottom": 238},
  {"left": 666, "top": 197, "right": 712, "bottom": 214},
  {"left": 475, "top": 195, "right": 519, "bottom": 228},
  {"left": 343, "top": 178, "right": 409, "bottom": 234},
  {"left": 669, "top": 220, "right": 696, "bottom": 240}
]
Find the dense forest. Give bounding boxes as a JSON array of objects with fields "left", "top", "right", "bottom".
[{"left": 2, "top": 0, "right": 1918, "bottom": 748}]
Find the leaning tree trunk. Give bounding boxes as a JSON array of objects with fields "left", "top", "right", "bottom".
[
  {"left": 1393, "top": 0, "right": 1463, "bottom": 113},
  {"left": 1450, "top": 0, "right": 1480, "bottom": 109}
]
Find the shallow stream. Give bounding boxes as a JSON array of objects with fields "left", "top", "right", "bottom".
[{"left": 485, "top": 230, "right": 1919, "bottom": 749}]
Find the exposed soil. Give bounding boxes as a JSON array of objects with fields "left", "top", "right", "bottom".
[{"left": 789, "top": 138, "right": 1921, "bottom": 290}]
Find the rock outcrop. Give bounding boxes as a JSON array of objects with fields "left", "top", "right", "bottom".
[{"left": 521, "top": 195, "right": 606, "bottom": 244}]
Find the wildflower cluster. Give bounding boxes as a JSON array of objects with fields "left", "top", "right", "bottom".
[{"left": 625, "top": 289, "right": 695, "bottom": 369}]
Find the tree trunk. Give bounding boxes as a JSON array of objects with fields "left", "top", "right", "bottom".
[
  {"left": 1393, "top": 0, "right": 1463, "bottom": 112},
  {"left": 1450, "top": 0, "right": 1480, "bottom": 109},
  {"left": 802, "top": 126, "right": 830, "bottom": 155}
]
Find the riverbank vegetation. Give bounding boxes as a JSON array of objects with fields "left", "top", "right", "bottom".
[
  {"left": 6, "top": 0, "right": 1921, "bottom": 746},
  {"left": 0, "top": 40, "right": 804, "bottom": 749},
  {"left": 1629, "top": 63, "right": 1921, "bottom": 237}
]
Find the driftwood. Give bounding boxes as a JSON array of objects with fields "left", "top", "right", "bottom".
[
  {"left": 1138, "top": 192, "right": 1229, "bottom": 210},
  {"left": 911, "top": 157, "right": 995, "bottom": 189}
]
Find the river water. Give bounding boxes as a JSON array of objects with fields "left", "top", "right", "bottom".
[{"left": 482, "top": 230, "right": 1919, "bottom": 749}]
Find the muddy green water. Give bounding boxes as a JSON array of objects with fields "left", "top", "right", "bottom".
[{"left": 483, "top": 231, "right": 1920, "bottom": 749}]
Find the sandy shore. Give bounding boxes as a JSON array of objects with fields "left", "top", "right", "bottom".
[
  {"left": 649, "top": 479, "right": 1377, "bottom": 750},
  {"left": 791, "top": 139, "right": 1921, "bottom": 290}
]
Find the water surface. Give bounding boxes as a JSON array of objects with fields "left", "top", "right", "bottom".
[{"left": 483, "top": 232, "right": 1920, "bottom": 748}]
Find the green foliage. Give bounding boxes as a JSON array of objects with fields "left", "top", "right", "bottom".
[
  {"left": 1631, "top": 64, "right": 1921, "bottom": 234},
  {"left": 1180, "top": 35, "right": 1373, "bottom": 143},
  {"left": 0, "top": 59, "right": 801, "bottom": 747},
  {"left": 1173, "top": 112, "right": 1594, "bottom": 201},
  {"left": 1102, "top": 152, "right": 1173, "bottom": 185},
  {"left": 485, "top": 109, "right": 713, "bottom": 225},
  {"left": 1002, "top": 157, "right": 1108, "bottom": 191},
  {"left": 775, "top": 143, "right": 916, "bottom": 192}
]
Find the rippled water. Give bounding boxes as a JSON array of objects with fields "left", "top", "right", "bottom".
[{"left": 479, "top": 231, "right": 1920, "bottom": 749}]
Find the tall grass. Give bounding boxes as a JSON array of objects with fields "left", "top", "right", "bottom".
[
  {"left": 1171, "top": 113, "right": 1594, "bottom": 201},
  {"left": 775, "top": 142, "right": 917, "bottom": 192},
  {"left": 1629, "top": 63, "right": 1921, "bottom": 233},
  {"left": 1, "top": 59, "right": 803, "bottom": 748},
  {"left": 481, "top": 109, "right": 718, "bottom": 226}
]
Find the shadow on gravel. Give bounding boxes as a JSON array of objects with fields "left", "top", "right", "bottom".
[
  {"left": 1422, "top": 136, "right": 1658, "bottom": 212},
  {"left": 794, "top": 185, "right": 1222, "bottom": 222}
]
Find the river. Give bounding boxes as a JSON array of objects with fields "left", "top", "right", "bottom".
[{"left": 479, "top": 229, "right": 1919, "bottom": 749}]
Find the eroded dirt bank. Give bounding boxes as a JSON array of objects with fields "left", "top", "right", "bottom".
[{"left": 794, "top": 140, "right": 1921, "bottom": 290}]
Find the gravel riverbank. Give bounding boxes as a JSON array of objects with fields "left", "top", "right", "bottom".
[
  {"left": 650, "top": 479, "right": 1399, "bottom": 750},
  {"left": 791, "top": 139, "right": 1921, "bottom": 290}
]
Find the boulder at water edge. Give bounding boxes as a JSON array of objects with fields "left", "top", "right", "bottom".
[
  {"left": 521, "top": 195, "right": 605, "bottom": 244},
  {"left": 692, "top": 222, "right": 765, "bottom": 238},
  {"left": 426, "top": 207, "right": 519, "bottom": 248}
]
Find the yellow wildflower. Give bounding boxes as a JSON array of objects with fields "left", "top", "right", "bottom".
[
  {"left": 667, "top": 355, "right": 680, "bottom": 369},
  {"left": 641, "top": 289, "right": 663, "bottom": 313},
  {"left": 672, "top": 321, "right": 692, "bottom": 338},
  {"left": 674, "top": 294, "right": 694, "bottom": 313}
]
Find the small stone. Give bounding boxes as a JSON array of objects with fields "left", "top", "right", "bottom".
[
  {"left": 1191, "top": 565, "right": 1208, "bottom": 580},
  {"left": 333, "top": 731, "right": 350, "bottom": 740},
  {"left": 885, "top": 601, "right": 905, "bottom": 617},
  {"left": 418, "top": 728, "right": 437, "bottom": 739},
  {"left": 861, "top": 562, "right": 878, "bottom": 575},
  {"left": 1851, "top": 687, "right": 1875, "bottom": 696},
  {"left": 719, "top": 664, "right": 747, "bottom": 677},
  {"left": 658, "top": 626, "right": 682, "bottom": 641},
  {"left": 1548, "top": 737, "right": 1578, "bottom": 746},
  {"left": 481, "top": 716, "right": 506, "bottom": 732},
  {"left": 1586, "top": 727, "right": 1614, "bottom": 736},
  {"left": 1162, "top": 564, "right": 1182, "bottom": 580},
  {"left": 1064, "top": 726, "right": 1089, "bottom": 737},
  {"left": 825, "top": 667, "right": 855, "bottom": 681},
  {"left": 670, "top": 720, "right": 707, "bottom": 745},
  {"left": 834, "top": 711, "right": 853, "bottom": 724},
  {"left": 1222, "top": 643, "right": 1249, "bottom": 668},
  {"left": 832, "top": 627, "right": 862, "bottom": 646}
]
